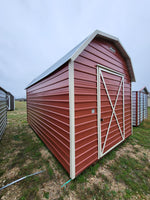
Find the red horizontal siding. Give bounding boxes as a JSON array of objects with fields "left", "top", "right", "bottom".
[
  {"left": 74, "top": 38, "right": 132, "bottom": 176},
  {"left": 26, "top": 63, "right": 70, "bottom": 174}
]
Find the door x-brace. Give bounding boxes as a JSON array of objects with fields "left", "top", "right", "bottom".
[{"left": 97, "top": 65, "right": 124, "bottom": 158}]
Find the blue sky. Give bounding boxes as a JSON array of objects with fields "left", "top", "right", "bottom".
[{"left": 0, "top": 0, "right": 150, "bottom": 97}]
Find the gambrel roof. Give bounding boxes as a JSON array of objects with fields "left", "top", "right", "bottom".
[{"left": 26, "top": 30, "right": 135, "bottom": 88}]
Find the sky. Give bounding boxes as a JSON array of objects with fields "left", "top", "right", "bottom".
[{"left": 0, "top": 0, "right": 150, "bottom": 98}]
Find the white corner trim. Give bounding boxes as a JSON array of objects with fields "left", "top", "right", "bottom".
[
  {"left": 97, "top": 67, "right": 101, "bottom": 159},
  {"left": 69, "top": 59, "right": 75, "bottom": 179},
  {"left": 123, "top": 76, "right": 125, "bottom": 140},
  {"left": 8, "top": 95, "right": 10, "bottom": 110}
]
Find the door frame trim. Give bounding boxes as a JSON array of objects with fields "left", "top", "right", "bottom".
[
  {"left": 97, "top": 64, "right": 124, "bottom": 77},
  {"left": 97, "top": 64, "right": 124, "bottom": 159},
  {"left": 97, "top": 67, "right": 101, "bottom": 159}
]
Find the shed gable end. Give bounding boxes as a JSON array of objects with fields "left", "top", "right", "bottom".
[{"left": 74, "top": 37, "right": 132, "bottom": 176}]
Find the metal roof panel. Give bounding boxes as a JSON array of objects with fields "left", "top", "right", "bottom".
[{"left": 26, "top": 30, "right": 135, "bottom": 88}]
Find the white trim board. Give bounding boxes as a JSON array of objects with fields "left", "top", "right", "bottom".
[
  {"left": 97, "top": 67, "right": 101, "bottom": 159},
  {"left": 69, "top": 60, "right": 75, "bottom": 179}
]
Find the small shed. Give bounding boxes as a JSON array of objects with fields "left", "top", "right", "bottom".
[
  {"left": 132, "top": 87, "right": 148, "bottom": 126},
  {"left": 148, "top": 94, "right": 150, "bottom": 107},
  {"left": 26, "top": 30, "right": 135, "bottom": 179},
  {"left": 7, "top": 92, "right": 15, "bottom": 111},
  {"left": 0, "top": 87, "right": 8, "bottom": 139}
]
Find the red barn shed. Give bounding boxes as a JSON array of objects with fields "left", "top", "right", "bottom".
[
  {"left": 26, "top": 30, "right": 135, "bottom": 179},
  {"left": 132, "top": 87, "right": 148, "bottom": 126}
]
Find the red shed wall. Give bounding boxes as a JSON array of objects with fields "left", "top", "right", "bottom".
[
  {"left": 74, "top": 38, "right": 132, "bottom": 176},
  {"left": 26, "top": 63, "right": 70, "bottom": 173}
]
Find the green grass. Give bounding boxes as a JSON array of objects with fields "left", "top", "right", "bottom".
[
  {"left": 43, "top": 192, "right": 49, "bottom": 199},
  {"left": 106, "top": 114, "right": 150, "bottom": 199},
  {"left": 78, "top": 184, "right": 117, "bottom": 200},
  {"left": 46, "top": 162, "right": 54, "bottom": 179},
  {"left": 109, "top": 156, "right": 150, "bottom": 195},
  {"left": 0, "top": 101, "right": 57, "bottom": 200},
  {"left": 131, "top": 125, "right": 150, "bottom": 149},
  {"left": 0, "top": 101, "right": 150, "bottom": 200}
]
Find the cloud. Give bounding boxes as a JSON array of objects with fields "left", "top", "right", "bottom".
[{"left": 0, "top": 0, "right": 150, "bottom": 97}]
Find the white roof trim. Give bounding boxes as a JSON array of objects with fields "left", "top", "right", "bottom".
[{"left": 71, "top": 30, "right": 118, "bottom": 61}]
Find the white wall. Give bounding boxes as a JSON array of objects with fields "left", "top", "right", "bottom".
[{"left": 148, "top": 96, "right": 150, "bottom": 107}]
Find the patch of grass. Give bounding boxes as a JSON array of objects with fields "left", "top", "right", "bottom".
[
  {"left": 98, "top": 173, "right": 109, "bottom": 183},
  {"left": 19, "top": 196, "right": 26, "bottom": 200},
  {"left": 18, "top": 170, "right": 51, "bottom": 200},
  {"left": 100, "top": 147, "right": 118, "bottom": 166},
  {"left": 129, "top": 112, "right": 150, "bottom": 149},
  {"left": 131, "top": 126, "right": 150, "bottom": 149},
  {"left": 19, "top": 172, "right": 50, "bottom": 200},
  {"left": 57, "top": 196, "right": 64, "bottom": 200},
  {"left": 19, "top": 185, "right": 40, "bottom": 200},
  {"left": 123, "top": 189, "right": 133, "bottom": 200},
  {"left": 0, "top": 169, "right": 5, "bottom": 176},
  {"left": 8, "top": 151, "right": 25, "bottom": 169},
  {"left": 47, "top": 165, "right": 54, "bottom": 179},
  {"left": 108, "top": 156, "right": 150, "bottom": 195},
  {"left": 69, "top": 182, "right": 76, "bottom": 190},
  {"left": 43, "top": 192, "right": 49, "bottom": 199},
  {"left": 44, "top": 160, "right": 54, "bottom": 179},
  {"left": 76, "top": 174, "right": 86, "bottom": 183},
  {"left": 88, "top": 162, "right": 100, "bottom": 176},
  {"left": 13, "top": 134, "right": 20, "bottom": 141},
  {"left": 9, "top": 129, "right": 43, "bottom": 170},
  {"left": 78, "top": 183, "right": 117, "bottom": 200}
]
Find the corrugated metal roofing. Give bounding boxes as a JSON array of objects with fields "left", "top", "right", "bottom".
[
  {"left": 26, "top": 30, "right": 135, "bottom": 88},
  {"left": 26, "top": 36, "right": 89, "bottom": 88}
]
